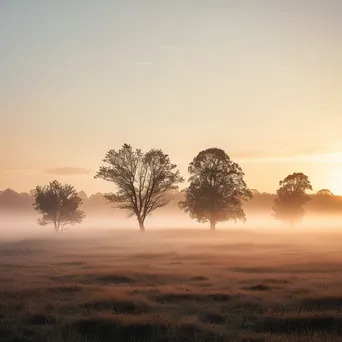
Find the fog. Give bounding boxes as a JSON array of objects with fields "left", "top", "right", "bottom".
[{"left": 1, "top": 211, "right": 342, "bottom": 243}]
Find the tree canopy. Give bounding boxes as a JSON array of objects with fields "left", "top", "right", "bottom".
[
  {"left": 95, "top": 143, "right": 184, "bottom": 231},
  {"left": 273, "top": 172, "right": 312, "bottom": 226},
  {"left": 316, "top": 189, "right": 333, "bottom": 196},
  {"left": 32, "top": 180, "right": 85, "bottom": 232},
  {"left": 178, "top": 148, "right": 252, "bottom": 230}
]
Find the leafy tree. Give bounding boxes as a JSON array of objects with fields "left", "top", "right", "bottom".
[
  {"left": 251, "top": 189, "right": 260, "bottom": 196},
  {"left": 29, "top": 189, "right": 37, "bottom": 197},
  {"left": 32, "top": 180, "right": 85, "bottom": 232},
  {"left": 95, "top": 144, "right": 184, "bottom": 231},
  {"left": 77, "top": 191, "right": 88, "bottom": 201},
  {"left": 178, "top": 148, "right": 252, "bottom": 231},
  {"left": 273, "top": 172, "right": 312, "bottom": 226},
  {"left": 316, "top": 189, "right": 333, "bottom": 196}
]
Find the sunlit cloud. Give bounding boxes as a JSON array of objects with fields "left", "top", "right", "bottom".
[
  {"left": 44, "top": 167, "right": 93, "bottom": 176},
  {"left": 242, "top": 152, "right": 342, "bottom": 164},
  {"left": 235, "top": 141, "right": 342, "bottom": 164},
  {"left": 232, "top": 146, "right": 328, "bottom": 162},
  {"left": 294, "top": 145, "right": 330, "bottom": 155}
]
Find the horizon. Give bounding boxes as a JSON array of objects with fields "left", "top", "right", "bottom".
[{"left": 0, "top": 184, "right": 340, "bottom": 197}]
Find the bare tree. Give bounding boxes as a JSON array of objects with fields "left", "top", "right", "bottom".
[{"left": 95, "top": 144, "right": 184, "bottom": 231}]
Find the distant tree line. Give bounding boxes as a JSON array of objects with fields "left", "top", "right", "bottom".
[
  {"left": 1, "top": 187, "right": 340, "bottom": 217},
  {"left": 0, "top": 189, "right": 111, "bottom": 214},
  {"left": 1, "top": 144, "right": 341, "bottom": 232}
]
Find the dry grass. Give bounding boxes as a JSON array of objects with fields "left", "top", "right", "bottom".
[{"left": 0, "top": 228, "right": 342, "bottom": 341}]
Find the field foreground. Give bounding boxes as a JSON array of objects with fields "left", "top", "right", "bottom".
[{"left": 0, "top": 228, "right": 342, "bottom": 342}]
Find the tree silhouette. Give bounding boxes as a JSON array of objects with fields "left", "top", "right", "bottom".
[
  {"left": 273, "top": 172, "right": 312, "bottom": 226},
  {"left": 316, "top": 189, "right": 333, "bottom": 196},
  {"left": 251, "top": 189, "right": 261, "bottom": 196},
  {"left": 32, "top": 180, "right": 85, "bottom": 232},
  {"left": 29, "top": 189, "right": 37, "bottom": 197},
  {"left": 77, "top": 191, "right": 88, "bottom": 201},
  {"left": 0, "top": 189, "right": 33, "bottom": 211},
  {"left": 95, "top": 144, "right": 184, "bottom": 231},
  {"left": 178, "top": 148, "right": 252, "bottom": 231}
]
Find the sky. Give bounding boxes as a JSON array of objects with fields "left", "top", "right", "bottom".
[{"left": 1, "top": 0, "right": 342, "bottom": 195}]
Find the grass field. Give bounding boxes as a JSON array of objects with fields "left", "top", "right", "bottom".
[{"left": 0, "top": 228, "right": 342, "bottom": 341}]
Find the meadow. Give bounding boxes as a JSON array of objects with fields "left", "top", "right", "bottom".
[{"left": 0, "top": 227, "right": 341, "bottom": 341}]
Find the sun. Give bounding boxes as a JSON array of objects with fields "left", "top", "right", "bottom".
[
  {"left": 323, "top": 154, "right": 342, "bottom": 196},
  {"left": 328, "top": 181, "right": 342, "bottom": 196}
]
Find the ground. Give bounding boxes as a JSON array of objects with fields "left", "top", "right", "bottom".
[{"left": 0, "top": 228, "right": 341, "bottom": 341}]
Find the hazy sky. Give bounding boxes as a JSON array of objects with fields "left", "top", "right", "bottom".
[{"left": 1, "top": 1, "right": 342, "bottom": 195}]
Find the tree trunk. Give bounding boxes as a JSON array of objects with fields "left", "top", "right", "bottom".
[
  {"left": 54, "top": 210, "right": 61, "bottom": 233},
  {"left": 54, "top": 221, "right": 60, "bottom": 233},
  {"left": 138, "top": 217, "right": 145, "bottom": 232},
  {"left": 210, "top": 219, "right": 216, "bottom": 231}
]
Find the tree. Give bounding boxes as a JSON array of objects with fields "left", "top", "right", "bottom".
[
  {"left": 29, "top": 189, "right": 37, "bottom": 197},
  {"left": 316, "top": 189, "right": 333, "bottom": 196},
  {"left": 251, "top": 189, "right": 260, "bottom": 196},
  {"left": 178, "top": 148, "right": 252, "bottom": 231},
  {"left": 32, "top": 180, "right": 85, "bottom": 232},
  {"left": 94, "top": 144, "right": 184, "bottom": 231},
  {"left": 272, "top": 172, "right": 312, "bottom": 226},
  {"left": 77, "top": 191, "right": 88, "bottom": 201}
]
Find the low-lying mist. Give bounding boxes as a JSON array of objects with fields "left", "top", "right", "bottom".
[{"left": 1, "top": 211, "right": 342, "bottom": 242}]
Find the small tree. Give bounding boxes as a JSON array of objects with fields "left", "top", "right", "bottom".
[
  {"left": 316, "top": 189, "right": 333, "bottom": 196},
  {"left": 178, "top": 148, "right": 252, "bottom": 231},
  {"left": 95, "top": 144, "right": 184, "bottom": 231},
  {"left": 33, "top": 180, "right": 85, "bottom": 232},
  {"left": 273, "top": 172, "right": 312, "bottom": 226}
]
